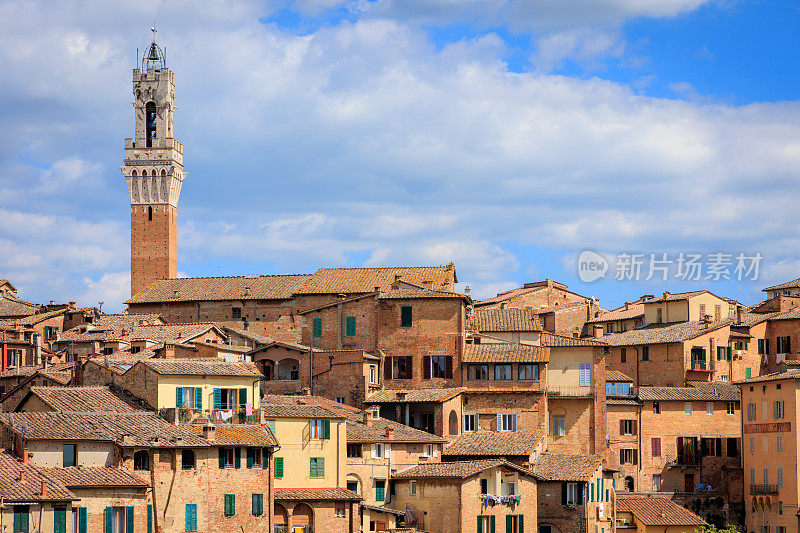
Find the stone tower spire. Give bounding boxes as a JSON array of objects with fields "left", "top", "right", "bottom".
[{"left": 122, "top": 33, "right": 184, "bottom": 297}]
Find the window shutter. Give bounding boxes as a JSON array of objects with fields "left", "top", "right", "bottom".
[
  {"left": 247, "top": 448, "right": 254, "bottom": 468},
  {"left": 401, "top": 306, "right": 412, "bottom": 327},
  {"left": 490, "top": 515, "right": 495, "bottom": 533},
  {"left": 146, "top": 505, "right": 152, "bottom": 533},
  {"left": 406, "top": 356, "right": 413, "bottom": 378},
  {"left": 384, "top": 357, "right": 392, "bottom": 380},
  {"left": 195, "top": 388, "right": 202, "bottom": 410},
  {"left": 576, "top": 483, "right": 583, "bottom": 505},
  {"left": 619, "top": 449, "right": 623, "bottom": 464},
  {"left": 619, "top": 420, "right": 624, "bottom": 435},
  {"left": 518, "top": 515, "right": 524, "bottom": 533},
  {"left": 239, "top": 388, "right": 247, "bottom": 408},
  {"left": 477, "top": 517, "right": 483, "bottom": 533},
  {"left": 384, "top": 443, "right": 390, "bottom": 459},
  {"left": 787, "top": 337, "right": 791, "bottom": 352},
  {"left": 758, "top": 339, "right": 764, "bottom": 354},
  {"left": 252, "top": 493, "right": 263, "bottom": 516},
  {"left": 105, "top": 507, "right": 113, "bottom": 533},
  {"left": 319, "top": 457, "right": 325, "bottom": 477},
  {"left": 323, "top": 419, "right": 331, "bottom": 440},
  {"left": 79, "top": 507, "right": 88, "bottom": 533},
  {"left": 632, "top": 449, "right": 638, "bottom": 465},
  {"left": 275, "top": 457, "right": 284, "bottom": 478},
  {"left": 423, "top": 356, "right": 431, "bottom": 379},
  {"left": 312, "top": 318, "right": 322, "bottom": 337},
  {"left": 445, "top": 356, "right": 453, "bottom": 379},
  {"left": 632, "top": 420, "right": 637, "bottom": 436},
  {"left": 213, "top": 388, "right": 222, "bottom": 409},
  {"left": 219, "top": 448, "right": 226, "bottom": 469},
  {"left": 262, "top": 448, "right": 270, "bottom": 469},
  {"left": 726, "top": 347, "right": 732, "bottom": 361},
  {"left": 176, "top": 387, "right": 183, "bottom": 407},
  {"left": 561, "top": 482, "right": 567, "bottom": 505},
  {"left": 766, "top": 339, "right": 770, "bottom": 354},
  {"left": 234, "top": 447, "right": 241, "bottom": 469},
  {"left": 652, "top": 438, "right": 661, "bottom": 457},
  {"left": 506, "top": 515, "right": 513, "bottom": 532},
  {"left": 346, "top": 316, "right": 356, "bottom": 336},
  {"left": 54, "top": 507, "right": 66, "bottom": 533},
  {"left": 496, "top": 413, "right": 502, "bottom": 430},
  {"left": 127, "top": 506, "right": 135, "bottom": 532}
]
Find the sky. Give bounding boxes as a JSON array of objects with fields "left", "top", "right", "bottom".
[{"left": 1, "top": 0, "right": 800, "bottom": 313}]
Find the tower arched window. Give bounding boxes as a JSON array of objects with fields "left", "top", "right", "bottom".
[
  {"left": 145, "top": 101, "right": 157, "bottom": 147},
  {"left": 148, "top": 206, "right": 153, "bottom": 221}
]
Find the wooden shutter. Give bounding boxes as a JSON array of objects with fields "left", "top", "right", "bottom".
[
  {"left": 126, "top": 506, "right": 134, "bottom": 532},
  {"left": 576, "top": 483, "right": 583, "bottom": 505},
  {"left": 518, "top": 515, "right": 524, "bottom": 533},
  {"left": 313, "top": 318, "right": 322, "bottom": 337},
  {"left": 619, "top": 449, "right": 624, "bottom": 464},
  {"left": 758, "top": 339, "right": 764, "bottom": 354},
  {"left": 146, "top": 505, "right": 152, "bottom": 533},
  {"left": 176, "top": 387, "right": 183, "bottom": 407},
  {"left": 80, "top": 507, "right": 88, "bottom": 533},
  {"left": 213, "top": 388, "right": 222, "bottom": 409},
  {"left": 324, "top": 419, "right": 331, "bottom": 439},
  {"left": 346, "top": 316, "right": 356, "bottom": 336},
  {"left": 219, "top": 448, "right": 226, "bottom": 469},
  {"left": 632, "top": 420, "right": 637, "bottom": 436},
  {"left": 234, "top": 447, "right": 241, "bottom": 469},
  {"left": 318, "top": 457, "right": 325, "bottom": 477},
  {"left": 619, "top": 420, "right": 625, "bottom": 435},
  {"left": 275, "top": 457, "right": 284, "bottom": 478},
  {"left": 384, "top": 356, "right": 392, "bottom": 380},
  {"left": 401, "top": 306, "right": 413, "bottom": 327},
  {"left": 561, "top": 482, "right": 567, "bottom": 505},
  {"left": 195, "top": 388, "right": 202, "bottom": 410},
  {"left": 477, "top": 517, "right": 483, "bottom": 533},
  {"left": 239, "top": 388, "right": 247, "bottom": 408},
  {"left": 406, "top": 356, "right": 413, "bottom": 378},
  {"left": 423, "top": 356, "right": 431, "bottom": 379},
  {"left": 490, "top": 515, "right": 495, "bottom": 533},
  {"left": 496, "top": 413, "right": 503, "bottom": 430},
  {"left": 252, "top": 493, "right": 263, "bottom": 516},
  {"left": 247, "top": 448, "right": 254, "bottom": 468},
  {"left": 54, "top": 507, "right": 66, "bottom": 533},
  {"left": 506, "top": 515, "right": 514, "bottom": 532},
  {"left": 652, "top": 438, "right": 661, "bottom": 457},
  {"left": 105, "top": 507, "right": 113, "bottom": 533},
  {"left": 445, "top": 356, "right": 453, "bottom": 379},
  {"left": 632, "top": 449, "right": 638, "bottom": 465},
  {"left": 788, "top": 336, "right": 792, "bottom": 352}
]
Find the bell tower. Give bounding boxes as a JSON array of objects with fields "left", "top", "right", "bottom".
[{"left": 122, "top": 32, "right": 184, "bottom": 297}]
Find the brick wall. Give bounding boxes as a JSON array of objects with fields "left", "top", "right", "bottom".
[{"left": 130, "top": 204, "right": 177, "bottom": 297}]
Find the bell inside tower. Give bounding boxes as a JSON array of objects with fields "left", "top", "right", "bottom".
[{"left": 145, "top": 101, "right": 157, "bottom": 147}]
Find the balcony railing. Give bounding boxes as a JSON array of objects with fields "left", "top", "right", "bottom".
[
  {"left": 548, "top": 386, "right": 593, "bottom": 397},
  {"left": 751, "top": 484, "right": 779, "bottom": 495},
  {"left": 173, "top": 407, "right": 261, "bottom": 425}
]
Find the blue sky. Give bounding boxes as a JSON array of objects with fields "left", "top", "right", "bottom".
[{"left": 1, "top": 0, "right": 799, "bottom": 312}]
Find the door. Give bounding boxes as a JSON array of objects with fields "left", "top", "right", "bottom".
[{"left": 684, "top": 473, "right": 695, "bottom": 493}]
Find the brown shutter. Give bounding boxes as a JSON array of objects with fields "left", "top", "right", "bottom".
[
  {"left": 423, "top": 356, "right": 431, "bottom": 379},
  {"left": 406, "top": 356, "right": 413, "bottom": 378},
  {"left": 619, "top": 449, "right": 624, "bottom": 464},
  {"left": 652, "top": 438, "right": 661, "bottom": 457},
  {"left": 384, "top": 356, "right": 392, "bottom": 380},
  {"left": 632, "top": 420, "right": 637, "bottom": 436},
  {"left": 632, "top": 449, "right": 638, "bottom": 465},
  {"left": 445, "top": 356, "right": 453, "bottom": 379},
  {"left": 620, "top": 420, "right": 625, "bottom": 435}
]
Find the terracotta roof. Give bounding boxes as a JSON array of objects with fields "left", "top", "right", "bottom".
[
  {"left": 735, "top": 368, "right": 800, "bottom": 384},
  {"left": 93, "top": 313, "right": 165, "bottom": 329},
  {"left": 607, "top": 398, "right": 641, "bottom": 406},
  {"left": 219, "top": 325, "right": 275, "bottom": 346},
  {"left": 763, "top": 277, "right": 800, "bottom": 291},
  {"left": 638, "top": 382, "right": 740, "bottom": 402},
  {"left": 0, "top": 295, "right": 42, "bottom": 318},
  {"left": 0, "top": 366, "right": 41, "bottom": 379},
  {"left": 36, "top": 370, "right": 73, "bottom": 385},
  {"left": 540, "top": 332, "right": 607, "bottom": 347},
  {"left": 534, "top": 453, "right": 603, "bottom": 481},
  {"left": 0, "top": 308, "right": 71, "bottom": 327},
  {"left": 127, "top": 274, "right": 311, "bottom": 304},
  {"left": 198, "top": 425, "right": 277, "bottom": 447},
  {"left": 586, "top": 302, "right": 645, "bottom": 323},
  {"left": 472, "top": 308, "right": 541, "bottom": 332},
  {"left": 393, "top": 459, "right": 533, "bottom": 479},
  {"left": 296, "top": 266, "right": 456, "bottom": 295},
  {"left": 21, "top": 386, "right": 147, "bottom": 414},
  {"left": 643, "top": 290, "right": 717, "bottom": 303},
  {"left": 0, "top": 452, "right": 76, "bottom": 502},
  {"left": 365, "top": 388, "right": 464, "bottom": 404},
  {"left": 378, "top": 284, "right": 467, "bottom": 301},
  {"left": 463, "top": 343, "right": 548, "bottom": 363},
  {"left": 617, "top": 495, "right": 706, "bottom": 526},
  {"left": 261, "top": 395, "right": 344, "bottom": 419},
  {"left": 41, "top": 466, "right": 149, "bottom": 488},
  {"left": 606, "top": 370, "right": 634, "bottom": 382},
  {"left": 534, "top": 301, "right": 592, "bottom": 314},
  {"left": 443, "top": 430, "right": 544, "bottom": 457},
  {"left": 602, "top": 320, "right": 730, "bottom": 346},
  {"left": 0, "top": 412, "right": 210, "bottom": 447},
  {"left": 140, "top": 358, "right": 262, "bottom": 377},
  {"left": 275, "top": 488, "right": 361, "bottom": 501}
]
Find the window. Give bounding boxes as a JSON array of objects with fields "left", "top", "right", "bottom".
[
  {"left": 566, "top": 483, "right": 578, "bottom": 505},
  {"left": 497, "top": 414, "right": 517, "bottom": 432},
  {"left": 699, "top": 304, "right": 706, "bottom": 320},
  {"left": 185, "top": 504, "right": 197, "bottom": 532},
  {"left": 252, "top": 493, "right": 264, "bottom": 516},
  {"left": 621, "top": 348, "right": 626, "bottom": 363},
  {"left": 651, "top": 438, "right": 661, "bottom": 457},
  {"left": 690, "top": 347, "right": 707, "bottom": 370},
  {"left": 220, "top": 447, "right": 238, "bottom": 468},
  {"left": 134, "top": 450, "right": 150, "bottom": 471},
  {"left": 652, "top": 474, "right": 661, "bottom": 491},
  {"left": 345, "top": 316, "right": 356, "bottom": 337},
  {"left": 347, "top": 480, "right": 359, "bottom": 494},
  {"left": 758, "top": 338, "right": 765, "bottom": 354},
  {"left": 275, "top": 457, "right": 284, "bottom": 478},
  {"left": 391, "top": 356, "right": 412, "bottom": 379},
  {"left": 684, "top": 402, "right": 692, "bottom": 415},
  {"left": 468, "top": 364, "right": 489, "bottom": 380},
  {"left": 176, "top": 387, "right": 198, "bottom": 410},
  {"left": 224, "top": 494, "right": 235, "bottom": 517},
  {"left": 372, "top": 443, "right": 389, "bottom": 459},
  {"left": 375, "top": 480, "right": 386, "bottom": 501},
  {"left": 494, "top": 364, "right": 512, "bottom": 380},
  {"left": 763, "top": 401, "right": 769, "bottom": 420},
  {"left": 714, "top": 305, "right": 721, "bottom": 321},
  {"left": 620, "top": 420, "right": 637, "bottom": 435},
  {"left": 620, "top": 449, "right": 638, "bottom": 464},
  {"left": 312, "top": 318, "right": 322, "bottom": 338},
  {"left": 182, "top": 450, "right": 196, "bottom": 470},
  {"left": 335, "top": 397, "right": 345, "bottom": 404},
  {"left": 369, "top": 365, "right": 377, "bottom": 384},
  {"left": 553, "top": 416, "right": 565, "bottom": 436},
  {"left": 347, "top": 444, "right": 362, "bottom": 458},
  {"left": 500, "top": 481, "right": 516, "bottom": 496},
  {"left": 641, "top": 346, "right": 649, "bottom": 361},
  {"left": 763, "top": 468, "right": 769, "bottom": 485},
  {"left": 777, "top": 436, "right": 783, "bottom": 451},
  {"left": 310, "top": 419, "right": 323, "bottom": 439},
  {"left": 245, "top": 448, "right": 263, "bottom": 468},
  {"left": 422, "top": 444, "right": 435, "bottom": 457},
  {"left": 778, "top": 467, "right": 784, "bottom": 487},
  {"left": 13, "top": 506, "right": 29, "bottom": 533},
  {"left": 726, "top": 438, "right": 738, "bottom": 457},
  {"left": 334, "top": 503, "right": 345, "bottom": 517},
  {"left": 750, "top": 468, "right": 755, "bottom": 484},
  {"left": 426, "top": 356, "right": 450, "bottom": 379},
  {"left": 410, "top": 480, "right": 417, "bottom": 495},
  {"left": 701, "top": 437, "right": 722, "bottom": 457},
  {"left": 763, "top": 436, "right": 769, "bottom": 452},
  {"left": 750, "top": 437, "right": 755, "bottom": 453},
  {"left": 310, "top": 457, "right": 325, "bottom": 478},
  {"left": 463, "top": 414, "right": 477, "bottom": 432},
  {"left": 706, "top": 402, "right": 714, "bottom": 415},
  {"left": 232, "top": 307, "right": 242, "bottom": 319},
  {"left": 63, "top": 444, "right": 77, "bottom": 467},
  {"left": 726, "top": 402, "right": 735, "bottom": 415},
  {"left": 774, "top": 400, "right": 785, "bottom": 419},
  {"left": 400, "top": 306, "right": 413, "bottom": 327},
  {"left": 653, "top": 402, "right": 660, "bottom": 414},
  {"left": 518, "top": 363, "right": 538, "bottom": 380},
  {"left": 578, "top": 363, "right": 591, "bottom": 386},
  {"left": 777, "top": 336, "right": 791, "bottom": 354},
  {"left": 747, "top": 402, "right": 756, "bottom": 421}
]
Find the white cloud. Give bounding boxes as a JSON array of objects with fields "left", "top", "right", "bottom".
[{"left": 81, "top": 272, "right": 130, "bottom": 313}]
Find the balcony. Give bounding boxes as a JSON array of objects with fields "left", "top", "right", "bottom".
[
  {"left": 750, "top": 484, "right": 779, "bottom": 495},
  {"left": 548, "top": 386, "right": 593, "bottom": 398},
  {"left": 171, "top": 407, "right": 261, "bottom": 425}
]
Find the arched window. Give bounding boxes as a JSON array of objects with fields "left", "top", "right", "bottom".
[
  {"left": 449, "top": 410, "right": 458, "bottom": 435},
  {"left": 133, "top": 450, "right": 150, "bottom": 471},
  {"left": 181, "top": 449, "right": 195, "bottom": 470},
  {"left": 146, "top": 102, "right": 157, "bottom": 147},
  {"left": 131, "top": 170, "right": 137, "bottom": 177},
  {"left": 148, "top": 206, "right": 153, "bottom": 221},
  {"left": 624, "top": 476, "right": 634, "bottom": 492}
]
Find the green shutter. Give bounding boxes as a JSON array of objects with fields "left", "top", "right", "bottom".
[
  {"left": 401, "top": 306, "right": 413, "bottom": 327},
  {"left": 758, "top": 339, "right": 764, "bottom": 354},
  {"left": 54, "top": 507, "right": 66, "bottom": 533},
  {"left": 195, "top": 388, "right": 202, "bottom": 410},
  {"left": 275, "top": 457, "right": 284, "bottom": 478},
  {"left": 186, "top": 504, "right": 197, "bottom": 532},
  {"left": 252, "top": 493, "right": 263, "bottom": 516},
  {"left": 213, "top": 388, "right": 222, "bottom": 409},
  {"left": 266, "top": 420, "right": 276, "bottom": 433},
  {"left": 346, "top": 316, "right": 356, "bottom": 336},
  {"left": 746, "top": 367, "right": 752, "bottom": 378},
  {"left": 234, "top": 447, "right": 241, "bottom": 469},
  {"left": 490, "top": 515, "right": 495, "bottom": 533},
  {"left": 323, "top": 419, "right": 331, "bottom": 440},
  {"left": 224, "top": 494, "right": 235, "bottom": 516},
  {"left": 263, "top": 448, "right": 270, "bottom": 469},
  {"left": 176, "top": 387, "right": 183, "bottom": 407},
  {"left": 219, "top": 448, "right": 227, "bottom": 469},
  {"left": 247, "top": 448, "right": 254, "bottom": 468},
  {"left": 146, "top": 505, "right": 152, "bottom": 533},
  {"left": 727, "top": 346, "right": 732, "bottom": 361},
  {"left": 239, "top": 388, "right": 247, "bottom": 408},
  {"left": 518, "top": 515, "right": 524, "bottom": 533},
  {"left": 506, "top": 515, "right": 513, "bottom": 533},
  {"left": 605, "top": 488, "right": 609, "bottom": 501},
  {"left": 126, "top": 506, "right": 134, "bottom": 533},
  {"left": 79, "top": 507, "right": 88, "bottom": 533},
  {"left": 105, "top": 507, "right": 113, "bottom": 533},
  {"left": 477, "top": 517, "right": 483, "bottom": 533},
  {"left": 312, "top": 318, "right": 322, "bottom": 337},
  {"left": 376, "top": 482, "right": 385, "bottom": 501},
  {"left": 14, "top": 507, "right": 29, "bottom": 533}
]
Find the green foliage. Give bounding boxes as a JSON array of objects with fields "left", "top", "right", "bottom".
[{"left": 694, "top": 525, "right": 739, "bottom": 533}]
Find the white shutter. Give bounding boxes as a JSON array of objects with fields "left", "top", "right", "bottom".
[
  {"left": 371, "top": 444, "right": 378, "bottom": 459},
  {"left": 384, "top": 444, "right": 390, "bottom": 459},
  {"left": 496, "top": 413, "right": 503, "bottom": 431}
]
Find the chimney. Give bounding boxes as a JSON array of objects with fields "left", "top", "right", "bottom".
[
  {"left": 736, "top": 306, "right": 743, "bottom": 325},
  {"left": 121, "top": 328, "right": 129, "bottom": 337},
  {"left": 385, "top": 426, "right": 395, "bottom": 439},
  {"left": 624, "top": 302, "right": 631, "bottom": 310},
  {"left": 363, "top": 410, "right": 373, "bottom": 427},
  {"left": 49, "top": 300, "right": 55, "bottom": 306},
  {"left": 164, "top": 343, "right": 175, "bottom": 359},
  {"left": 244, "top": 286, "right": 250, "bottom": 297},
  {"left": 593, "top": 325, "right": 604, "bottom": 338},
  {"left": 374, "top": 286, "right": 381, "bottom": 294},
  {"left": 202, "top": 425, "right": 215, "bottom": 441},
  {"left": 21, "top": 448, "right": 29, "bottom": 463},
  {"left": 394, "top": 274, "right": 402, "bottom": 282},
  {"left": 662, "top": 292, "right": 669, "bottom": 300},
  {"left": 303, "top": 388, "right": 311, "bottom": 396},
  {"left": 68, "top": 301, "right": 76, "bottom": 309},
  {"left": 464, "top": 286, "right": 471, "bottom": 297},
  {"left": 173, "top": 290, "right": 178, "bottom": 297},
  {"left": 703, "top": 314, "right": 711, "bottom": 328},
  {"left": 41, "top": 480, "right": 47, "bottom": 496},
  {"left": 19, "top": 470, "right": 25, "bottom": 482}
]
